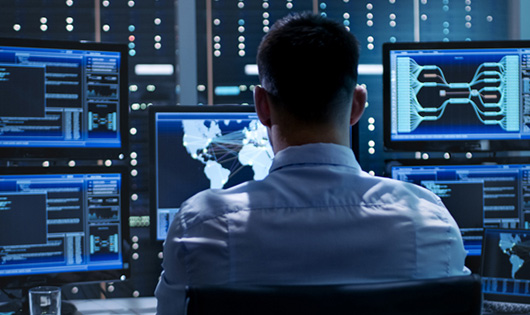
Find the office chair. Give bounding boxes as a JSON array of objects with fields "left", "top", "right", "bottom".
[{"left": 185, "top": 274, "right": 482, "bottom": 315}]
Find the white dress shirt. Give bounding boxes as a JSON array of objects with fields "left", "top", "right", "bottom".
[{"left": 155, "top": 143, "right": 470, "bottom": 315}]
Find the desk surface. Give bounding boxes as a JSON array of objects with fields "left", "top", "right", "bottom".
[
  {"left": 1, "top": 296, "right": 522, "bottom": 315},
  {"left": 71, "top": 297, "right": 156, "bottom": 315}
]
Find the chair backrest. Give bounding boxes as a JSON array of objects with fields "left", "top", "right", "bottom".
[{"left": 185, "top": 274, "right": 482, "bottom": 315}]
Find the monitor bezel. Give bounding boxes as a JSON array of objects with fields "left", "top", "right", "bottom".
[
  {"left": 0, "top": 166, "right": 131, "bottom": 290},
  {"left": 383, "top": 40, "right": 530, "bottom": 153},
  {"left": 0, "top": 37, "right": 129, "bottom": 159}
]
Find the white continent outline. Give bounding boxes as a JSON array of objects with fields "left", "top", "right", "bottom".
[{"left": 182, "top": 119, "right": 273, "bottom": 189}]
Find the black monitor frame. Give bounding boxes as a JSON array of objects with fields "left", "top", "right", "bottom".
[
  {"left": 0, "top": 166, "right": 130, "bottom": 290},
  {"left": 0, "top": 37, "right": 129, "bottom": 159},
  {"left": 383, "top": 40, "right": 530, "bottom": 152}
]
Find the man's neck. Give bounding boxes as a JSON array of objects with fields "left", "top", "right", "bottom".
[{"left": 269, "top": 124, "right": 350, "bottom": 154}]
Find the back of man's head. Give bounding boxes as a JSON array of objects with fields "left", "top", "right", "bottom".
[{"left": 257, "top": 12, "right": 360, "bottom": 123}]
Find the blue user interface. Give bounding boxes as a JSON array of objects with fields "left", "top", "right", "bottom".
[
  {"left": 0, "top": 44, "right": 123, "bottom": 148},
  {"left": 0, "top": 172, "right": 125, "bottom": 277},
  {"left": 392, "top": 164, "right": 530, "bottom": 256}
]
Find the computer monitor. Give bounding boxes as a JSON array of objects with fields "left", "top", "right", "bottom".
[
  {"left": 0, "top": 37, "right": 128, "bottom": 158},
  {"left": 0, "top": 167, "right": 130, "bottom": 290},
  {"left": 482, "top": 228, "right": 530, "bottom": 304},
  {"left": 391, "top": 163, "right": 530, "bottom": 256},
  {"left": 383, "top": 40, "right": 530, "bottom": 152},
  {"left": 149, "top": 105, "right": 274, "bottom": 241}
]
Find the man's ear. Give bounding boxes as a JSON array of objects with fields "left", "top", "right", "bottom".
[
  {"left": 350, "top": 85, "right": 367, "bottom": 126},
  {"left": 254, "top": 85, "right": 272, "bottom": 128}
]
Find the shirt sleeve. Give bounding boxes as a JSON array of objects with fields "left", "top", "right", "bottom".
[
  {"left": 415, "top": 196, "right": 472, "bottom": 277},
  {"left": 155, "top": 217, "right": 189, "bottom": 315},
  {"left": 154, "top": 192, "right": 231, "bottom": 314},
  {"left": 154, "top": 270, "right": 186, "bottom": 315}
]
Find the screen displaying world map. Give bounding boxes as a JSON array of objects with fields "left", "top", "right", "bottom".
[
  {"left": 153, "top": 109, "right": 273, "bottom": 240},
  {"left": 498, "top": 232, "right": 530, "bottom": 279},
  {"left": 483, "top": 229, "right": 530, "bottom": 281}
]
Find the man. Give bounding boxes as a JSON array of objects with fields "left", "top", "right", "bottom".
[{"left": 155, "top": 12, "right": 470, "bottom": 314}]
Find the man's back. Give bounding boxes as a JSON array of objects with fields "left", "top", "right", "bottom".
[{"left": 163, "top": 144, "right": 469, "bottom": 285}]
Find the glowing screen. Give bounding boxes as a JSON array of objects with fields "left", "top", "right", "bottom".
[
  {"left": 0, "top": 40, "right": 125, "bottom": 151},
  {"left": 387, "top": 44, "right": 530, "bottom": 143},
  {"left": 150, "top": 106, "right": 273, "bottom": 241},
  {"left": 0, "top": 171, "right": 128, "bottom": 278}
]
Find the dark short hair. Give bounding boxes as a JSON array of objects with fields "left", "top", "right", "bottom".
[{"left": 257, "top": 12, "right": 360, "bottom": 122}]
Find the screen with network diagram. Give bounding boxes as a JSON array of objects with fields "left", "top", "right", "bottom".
[
  {"left": 385, "top": 42, "right": 530, "bottom": 150},
  {"left": 150, "top": 106, "right": 273, "bottom": 241}
]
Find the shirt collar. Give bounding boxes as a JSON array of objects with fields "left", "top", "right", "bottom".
[{"left": 269, "top": 143, "right": 361, "bottom": 173}]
